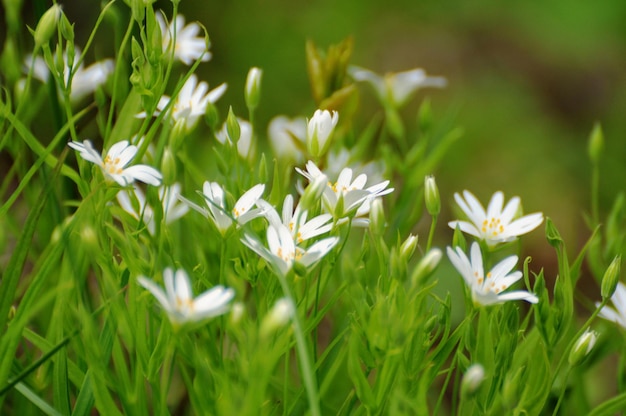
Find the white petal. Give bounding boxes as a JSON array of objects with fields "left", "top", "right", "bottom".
[
  {"left": 123, "top": 165, "right": 163, "bottom": 186},
  {"left": 138, "top": 276, "right": 175, "bottom": 314}
]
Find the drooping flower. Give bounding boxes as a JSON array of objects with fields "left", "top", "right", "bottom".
[
  {"left": 268, "top": 115, "right": 307, "bottom": 162},
  {"left": 117, "top": 183, "right": 189, "bottom": 234},
  {"left": 26, "top": 47, "right": 114, "bottom": 103},
  {"left": 181, "top": 182, "right": 266, "bottom": 235},
  {"left": 447, "top": 242, "right": 539, "bottom": 306},
  {"left": 139, "top": 74, "right": 227, "bottom": 133},
  {"left": 138, "top": 268, "right": 234, "bottom": 325},
  {"left": 215, "top": 117, "right": 254, "bottom": 160},
  {"left": 448, "top": 190, "right": 543, "bottom": 247},
  {"left": 306, "top": 109, "right": 338, "bottom": 157},
  {"left": 242, "top": 223, "right": 338, "bottom": 277},
  {"left": 349, "top": 65, "right": 447, "bottom": 108},
  {"left": 68, "top": 140, "right": 162, "bottom": 186},
  {"left": 597, "top": 282, "right": 626, "bottom": 329},
  {"left": 156, "top": 13, "right": 211, "bottom": 65},
  {"left": 258, "top": 194, "right": 333, "bottom": 244},
  {"left": 296, "top": 160, "right": 393, "bottom": 224}
]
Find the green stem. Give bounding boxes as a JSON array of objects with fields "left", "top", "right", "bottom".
[
  {"left": 276, "top": 270, "right": 320, "bottom": 416},
  {"left": 426, "top": 214, "right": 438, "bottom": 253},
  {"left": 591, "top": 164, "right": 600, "bottom": 225},
  {"left": 552, "top": 367, "right": 572, "bottom": 416}
]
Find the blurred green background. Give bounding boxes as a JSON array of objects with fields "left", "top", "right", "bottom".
[{"left": 7, "top": 0, "right": 626, "bottom": 269}]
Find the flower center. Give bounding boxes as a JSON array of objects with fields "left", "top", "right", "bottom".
[
  {"left": 481, "top": 217, "right": 505, "bottom": 237},
  {"left": 176, "top": 296, "right": 194, "bottom": 313},
  {"left": 103, "top": 155, "right": 123, "bottom": 175}
]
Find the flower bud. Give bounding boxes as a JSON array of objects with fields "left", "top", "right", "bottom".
[
  {"left": 244, "top": 67, "right": 262, "bottom": 111},
  {"left": 369, "top": 197, "right": 386, "bottom": 237},
  {"left": 306, "top": 109, "right": 338, "bottom": 157},
  {"left": 226, "top": 107, "right": 240, "bottom": 144},
  {"left": 229, "top": 302, "right": 245, "bottom": 326},
  {"left": 424, "top": 175, "right": 440, "bottom": 216},
  {"left": 545, "top": 217, "right": 563, "bottom": 248},
  {"left": 411, "top": 247, "right": 442, "bottom": 285},
  {"left": 34, "top": 4, "right": 62, "bottom": 48},
  {"left": 399, "top": 234, "right": 418, "bottom": 262},
  {"left": 300, "top": 173, "right": 327, "bottom": 213},
  {"left": 461, "top": 363, "right": 485, "bottom": 397},
  {"left": 161, "top": 147, "right": 177, "bottom": 185},
  {"left": 601, "top": 255, "right": 621, "bottom": 300},
  {"left": 588, "top": 122, "right": 604, "bottom": 165},
  {"left": 568, "top": 328, "right": 597, "bottom": 367},
  {"left": 260, "top": 298, "right": 295, "bottom": 338}
]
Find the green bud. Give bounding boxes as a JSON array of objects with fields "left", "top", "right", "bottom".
[
  {"left": 369, "top": 197, "right": 386, "bottom": 237},
  {"left": 461, "top": 364, "right": 485, "bottom": 397},
  {"left": 424, "top": 175, "right": 440, "bottom": 216},
  {"left": 601, "top": 255, "right": 621, "bottom": 300},
  {"left": 204, "top": 102, "right": 219, "bottom": 131},
  {"left": 411, "top": 247, "right": 443, "bottom": 285},
  {"left": 34, "top": 4, "right": 62, "bottom": 48},
  {"left": 245, "top": 67, "right": 262, "bottom": 111},
  {"left": 399, "top": 234, "right": 418, "bottom": 262},
  {"left": 300, "top": 173, "right": 327, "bottom": 213},
  {"left": 452, "top": 224, "right": 466, "bottom": 251},
  {"left": 161, "top": 147, "right": 177, "bottom": 184},
  {"left": 568, "top": 328, "right": 597, "bottom": 367},
  {"left": 545, "top": 217, "right": 563, "bottom": 248},
  {"left": 226, "top": 107, "right": 241, "bottom": 144},
  {"left": 260, "top": 298, "right": 294, "bottom": 339},
  {"left": 59, "top": 13, "right": 74, "bottom": 42},
  {"left": 258, "top": 153, "right": 268, "bottom": 184},
  {"left": 588, "top": 122, "right": 604, "bottom": 165},
  {"left": 228, "top": 302, "right": 245, "bottom": 327}
]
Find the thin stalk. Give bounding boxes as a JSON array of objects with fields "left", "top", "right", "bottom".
[
  {"left": 276, "top": 270, "right": 321, "bottom": 416},
  {"left": 426, "top": 214, "right": 438, "bottom": 253}
]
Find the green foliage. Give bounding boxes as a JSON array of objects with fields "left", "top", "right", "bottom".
[{"left": 1, "top": 1, "right": 625, "bottom": 415}]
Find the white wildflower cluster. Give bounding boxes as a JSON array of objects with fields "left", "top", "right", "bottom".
[{"left": 447, "top": 190, "right": 544, "bottom": 306}]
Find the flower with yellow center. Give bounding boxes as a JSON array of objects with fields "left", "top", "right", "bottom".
[
  {"left": 448, "top": 190, "right": 543, "bottom": 247},
  {"left": 447, "top": 242, "right": 538, "bottom": 306},
  {"left": 242, "top": 223, "right": 338, "bottom": 277},
  {"left": 296, "top": 160, "right": 393, "bottom": 224},
  {"left": 68, "top": 140, "right": 162, "bottom": 186},
  {"left": 258, "top": 194, "right": 333, "bottom": 244},
  {"left": 138, "top": 268, "right": 234, "bottom": 325}
]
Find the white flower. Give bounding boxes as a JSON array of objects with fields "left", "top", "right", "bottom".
[
  {"left": 117, "top": 183, "right": 189, "bottom": 234},
  {"left": 156, "top": 13, "right": 211, "bottom": 65},
  {"left": 448, "top": 190, "right": 544, "bottom": 247},
  {"left": 26, "top": 48, "right": 114, "bottom": 103},
  {"left": 446, "top": 242, "right": 539, "bottom": 306},
  {"left": 181, "top": 182, "right": 266, "bottom": 234},
  {"left": 140, "top": 74, "right": 227, "bottom": 132},
  {"left": 138, "top": 268, "right": 234, "bottom": 325},
  {"left": 597, "top": 282, "right": 626, "bottom": 329},
  {"left": 215, "top": 118, "right": 254, "bottom": 160},
  {"left": 258, "top": 194, "right": 333, "bottom": 244},
  {"left": 349, "top": 65, "right": 446, "bottom": 108},
  {"left": 268, "top": 115, "right": 307, "bottom": 162},
  {"left": 296, "top": 160, "right": 393, "bottom": 223},
  {"left": 306, "top": 109, "right": 338, "bottom": 157},
  {"left": 68, "top": 140, "right": 162, "bottom": 186},
  {"left": 242, "top": 223, "right": 338, "bottom": 277}
]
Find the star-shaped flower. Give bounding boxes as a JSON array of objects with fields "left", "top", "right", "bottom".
[
  {"left": 117, "top": 183, "right": 189, "bottom": 234},
  {"left": 258, "top": 194, "right": 333, "bottom": 244},
  {"left": 138, "top": 268, "right": 234, "bottom": 325},
  {"left": 26, "top": 47, "right": 114, "bottom": 103},
  {"left": 68, "top": 140, "right": 162, "bottom": 186},
  {"left": 181, "top": 182, "right": 266, "bottom": 235},
  {"left": 349, "top": 65, "right": 446, "bottom": 108},
  {"left": 242, "top": 223, "right": 338, "bottom": 277},
  {"left": 151, "top": 74, "right": 227, "bottom": 132},
  {"left": 448, "top": 190, "right": 543, "bottom": 247},
  {"left": 296, "top": 160, "right": 393, "bottom": 223},
  {"left": 597, "top": 282, "right": 626, "bottom": 329},
  {"left": 447, "top": 242, "right": 539, "bottom": 306},
  {"left": 156, "top": 13, "right": 211, "bottom": 65}
]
